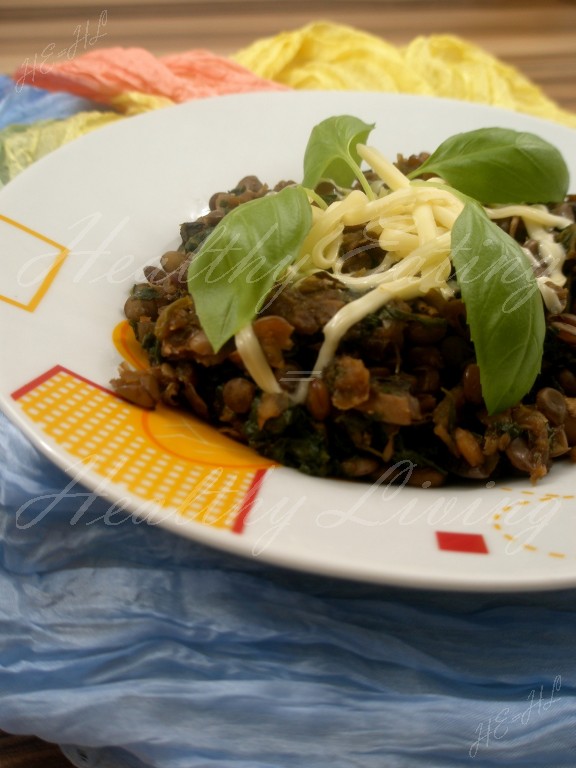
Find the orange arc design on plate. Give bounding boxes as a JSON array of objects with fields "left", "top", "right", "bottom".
[
  {"left": 0, "top": 214, "right": 69, "bottom": 312},
  {"left": 13, "top": 362, "right": 275, "bottom": 533},
  {"left": 491, "top": 488, "right": 575, "bottom": 560},
  {"left": 112, "top": 320, "right": 276, "bottom": 469}
]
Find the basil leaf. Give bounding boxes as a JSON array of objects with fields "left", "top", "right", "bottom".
[
  {"left": 187, "top": 185, "right": 312, "bottom": 353},
  {"left": 302, "top": 115, "right": 375, "bottom": 193},
  {"left": 451, "top": 202, "right": 545, "bottom": 414},
  {"left": 410, "top": 127, "right": 569, "bottom": 204}
]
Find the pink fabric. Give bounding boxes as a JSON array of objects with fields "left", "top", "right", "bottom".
[{"left": 12, "top": 47, "right": 287, "bottom": 105}]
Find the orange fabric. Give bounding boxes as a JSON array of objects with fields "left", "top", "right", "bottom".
[{"left": 12, "top": 47, "right": 287, "bottom": 106}]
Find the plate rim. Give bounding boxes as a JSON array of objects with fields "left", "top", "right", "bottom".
[{"left": 2, "top": 89, "right": 576, "bottom": 592}]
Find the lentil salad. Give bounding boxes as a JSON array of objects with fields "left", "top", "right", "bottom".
[{"left": 111, "top": 117, "right": 576, "bottom": 487}]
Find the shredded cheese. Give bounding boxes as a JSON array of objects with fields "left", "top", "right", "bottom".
[
  {"left": 413, "top": 203, "right": 439, "bottom": 245},
  {"left": 357, "top": 143, "right": 411, "bottom": 191},
  {"left": 485, "top": 205, "right": 572, "bottom": 230},
  {"left": 235, "top": 144, "right": 573, "bottom": 398},
  {"left": 234, "top": 325, "right": 282, "bottom": 395}
]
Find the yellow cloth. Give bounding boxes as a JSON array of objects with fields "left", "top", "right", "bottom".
[
  {"left": 0, "top": 111, "right": 123, "bottom": 185},
  {"left": 110, "top": 91, "right": 175, "bottom": 115},
  {"left": 234, "top": 22, "right": 576, "bottom": 129},
  {"left": 4, "top": 22, "right": 576, "bottom": 186}
]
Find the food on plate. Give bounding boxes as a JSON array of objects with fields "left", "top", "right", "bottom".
[{"left": 111, "top": 116, "right": 576, "bottom": 486}]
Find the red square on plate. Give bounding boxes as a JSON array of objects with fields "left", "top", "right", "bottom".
[{"left": 436, "top": 531, "right": 489, "bottom": 554}]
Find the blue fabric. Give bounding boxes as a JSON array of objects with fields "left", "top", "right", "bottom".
[
  {"left": 1, "top": 79, "right": 576, "bottom": 768},
  {"left": 2, "top": 407, "right": 576, "bottom": 768},
  {"left": 0, "top": 74, "right": 104, "bottom": 130}
]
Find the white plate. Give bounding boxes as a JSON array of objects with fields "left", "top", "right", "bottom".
[{"left": 1, "top": 91, "right": 576, "bottom": 592}]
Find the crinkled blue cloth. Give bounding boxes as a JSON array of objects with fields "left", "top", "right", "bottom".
[
  {"left": 2, "top": 417, "right": 576, "bottom": 768},
  {"left": 0, "top": 74, "right": 105, "bottom": 129},
  {"left": 1, "top": 81, "right": 576, "bottom": 768}
]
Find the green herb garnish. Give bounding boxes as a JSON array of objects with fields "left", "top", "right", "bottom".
[
  {"left": 187, "top": 185, "right": 311, "bottom": 353},
  {"left": 409, "top": 127, "right": 569, "bottom": 204},
  {"left": 451, "top": 202, "right": 546, "bottom": 414},
  {"left": 302, "top": 115, "right": 375, "bottom": 197}
]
